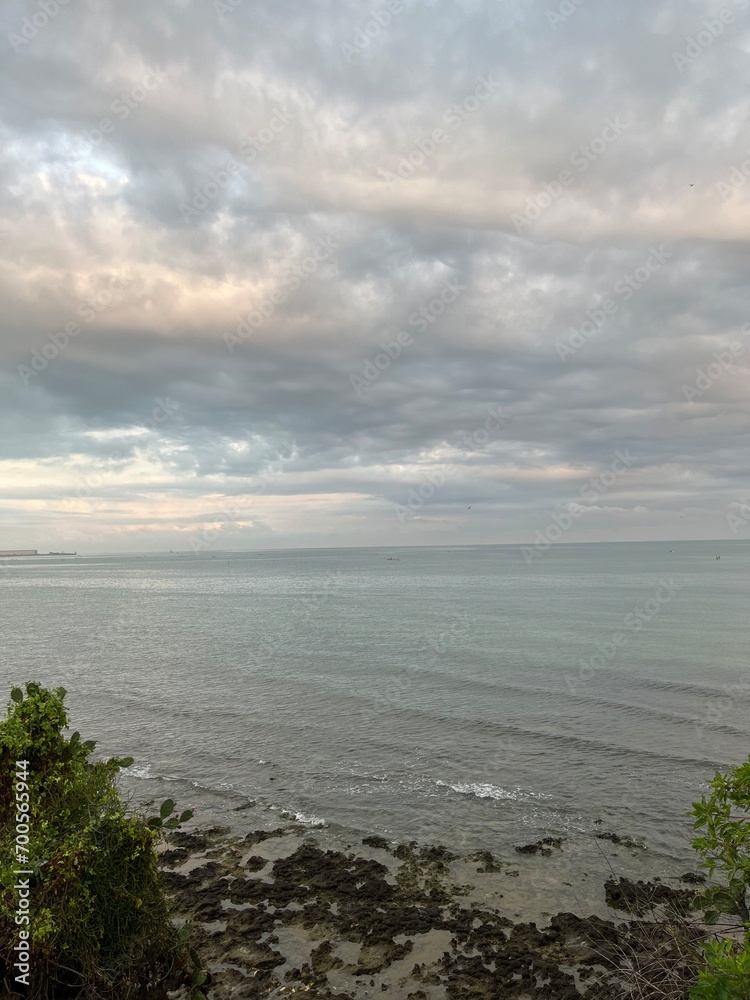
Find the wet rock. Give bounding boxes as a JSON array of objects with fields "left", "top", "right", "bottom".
[
  {"left": 311, "top": 939, "right": 344, "bottom": 975},
  {"left": 160, "top": 847, "right": 189, "bottom": 866},
  {"left": 168, "top": 831, "right": 214, "bottom": 852},
  {"left": 514, "top": 836, "right": 563, "bottom": 856},
  {"left": 471, "top": 849, "right": 506, "bottom": 872},
  {"left": 362, "top": 835, "right": 391, "bottom": 850},
  {"left": 244, "top": 854, "right": 267, "bottom": 872},
  {"left": 604, "top": 877, "right": 696, "bottom": 917},
  {"left": 679, "top": 871, "right": 706, "bottom": 884},
  {"left": 595, "top": 831, "right": 645, "bottom": 849},
  {"left": 419, "top": 844, "right": 457, "bottom": 864},
  {"left": 242, "top": 827, "right": 287, "bottom": 847},
  {"left": 162, "top": 824, "right": 672, "bottom": 999}
]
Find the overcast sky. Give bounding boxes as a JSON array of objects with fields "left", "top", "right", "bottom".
[{"left": 1, "top": 0, "right": 749, "bottom": 553}]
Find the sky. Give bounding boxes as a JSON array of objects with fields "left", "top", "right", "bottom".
[{"left": 0, "top": 0, "right": 749, "bottom": 553}]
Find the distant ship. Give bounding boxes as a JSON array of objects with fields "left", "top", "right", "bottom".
[{"left": 48, "top": 551, "right": 77, "bottom": 556}]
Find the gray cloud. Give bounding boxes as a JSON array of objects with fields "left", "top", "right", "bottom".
[{"left": 0, "top": 0, "right": 748, "bottom": 551}]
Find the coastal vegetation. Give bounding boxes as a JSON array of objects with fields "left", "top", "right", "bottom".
[
  {"left": 0, "top": 681, "right": 748, "bottom": 998},
  {"left": 688, "top": 756, "right": 750, "bottom": 998},
  {"left": 0, "top": 682, "right": 203, "bottom": 999}
]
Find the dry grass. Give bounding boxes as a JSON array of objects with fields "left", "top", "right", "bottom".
[{"left": 617, "top": 918, "right": 704, "bottom": 1000}]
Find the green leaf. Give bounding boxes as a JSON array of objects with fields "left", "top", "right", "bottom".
[
  {"left": 164, "top": 817, "right": 180, "bottom": 829},
  {"left": 111, "top": 756, "right": 134, "bottom": 769},
  {"left": 179, "top": 810, "right": 194, "bottom": 823},
  {"left": 188, "top": 947, "right": 202, "bottom": 968},
  {"left": 160, "top": 798, "right": 175, "bottom": 819},
  {"left": 11, "top": 687, "right": 23, "bottom": 703}
]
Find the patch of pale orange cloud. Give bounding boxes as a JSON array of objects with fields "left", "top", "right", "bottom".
[{"left": 272, "top": 159, "right": 750, "bottom": 242}]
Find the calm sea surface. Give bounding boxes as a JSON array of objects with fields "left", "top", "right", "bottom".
[{"left": 1, "top": 541, "right": 748, "bottom": 875}]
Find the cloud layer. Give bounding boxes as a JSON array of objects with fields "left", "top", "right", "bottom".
[{"left": 1, "top": 0, "right": 749, "bottom": 551}]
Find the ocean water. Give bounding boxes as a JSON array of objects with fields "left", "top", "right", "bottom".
[{"left": 1, "top": 541, "right": 748, "bottom": 874}]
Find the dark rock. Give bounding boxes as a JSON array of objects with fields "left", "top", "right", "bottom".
[
  {"left": 242, "top": 827, "right": 287, "bottom": 847},
  {"left": 595, "top": 830, "right": 645, "bottom": 849},
  {"left": 244, "top": 854, "right": 267, "bottom": 872},
  {"left": 604, "top": 876, "right": 696, "bottom": 917},
  {"left": 160, "top": 847, "right": 189, "bottom": 866},
  {"left": 362, "top": 835, "right": 391, "bottom": 850},
  {"left": 514, "top": 836, "right": 563, "bottom": 856}
]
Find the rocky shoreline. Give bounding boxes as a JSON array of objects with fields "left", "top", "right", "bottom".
[{"left": 160, "top": 819, "right": 705, "bottom": 999}]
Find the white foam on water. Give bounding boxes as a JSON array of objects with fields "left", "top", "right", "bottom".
[
  {"left": 128, "top": 763, "right": 153, "bottom": 779},
  {"left": 294, "top": 811, "right": 328, "bottom": 828},
  {"left": 437, "top": 780, "right": 552, "bottom": 803}
]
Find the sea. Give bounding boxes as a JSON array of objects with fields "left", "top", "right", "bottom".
[{"left": 1, "top": 540, "right": 748, "bottom": 908}]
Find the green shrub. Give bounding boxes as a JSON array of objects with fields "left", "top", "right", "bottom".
[
  {"left": 0, "top": 682, "right": 202, "bottom": 999},
  {"left": 689, "top": 754, "right": 750, "bottom": 999},
  {"left": 690, "top": 939, "right": 750, "bottom": 1000}
]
